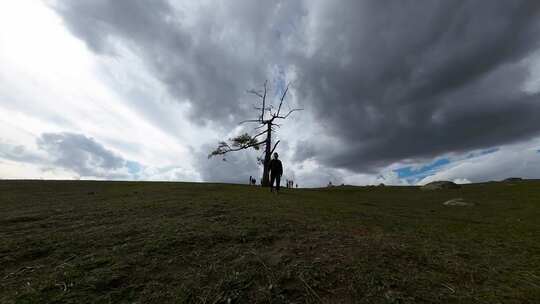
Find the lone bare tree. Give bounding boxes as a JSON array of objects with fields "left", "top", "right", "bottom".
[{"left": 209, "top": 80, "right": 302, "bottom": 186}]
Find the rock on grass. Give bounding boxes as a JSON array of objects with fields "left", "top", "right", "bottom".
[
  {"left": 443, "top": 198, "right": 474, "bottom": 206},
  {"left": 421, "top": 181, "right": 460, "bottom": 191}
]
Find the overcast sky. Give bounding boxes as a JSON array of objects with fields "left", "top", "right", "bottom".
[{"left": 1, "top": 0, "right": 540, "bottom": 187}]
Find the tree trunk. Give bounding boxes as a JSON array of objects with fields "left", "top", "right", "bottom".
[{"left": 261, "top": 123, "right": 272, "bottom": 186}]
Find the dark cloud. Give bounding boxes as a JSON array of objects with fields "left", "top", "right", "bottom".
[
  {"left": 291, "top": 140, "right": 317, "bottom": 162},
  {"left": 292, "top": 0, "right": 540, "bottom": 172},
  {"left": 51, "top": 0, "right": 303, "bottom": 126},
  {"left": 52, "top": 1, "right": 540, "bottom": 175},
  {"left": 37, "top": 132, "right": 138, "bottom": 178}
]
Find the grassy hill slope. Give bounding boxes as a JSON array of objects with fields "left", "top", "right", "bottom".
[{"left": 1, "top": 180, "right": 539, "bottom": 303}]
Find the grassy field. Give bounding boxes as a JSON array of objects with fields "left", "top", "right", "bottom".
[{"left": 1, "top": 180, "right": 539, "bottom": 303}]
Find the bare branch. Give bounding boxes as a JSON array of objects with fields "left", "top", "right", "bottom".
[
  {"left": 275, "top": 108, "right": 303, "bottom": 119},
  {"left": 246, "top": 89, "right": 263, "bottom": 99},
  {"left": 276, "top": 82, "right": 290, "bottom": 117},
  {"left": 270, "top": 140, "right": 280, "bottom": 155},
  {"left": 239, "top": 119, "right": 262, "bottom": 124},
  {"left": 252, "top": 129, "right": 268, "bottom": 140},
  {"left": 260, "top": 80, "right": 267, "bottom": 121}
]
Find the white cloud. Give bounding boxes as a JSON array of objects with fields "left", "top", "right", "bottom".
[
  {"left": 0, "top": 0, "right": 205, "bottom": 180},
  {"left": 453, "top": 178, "right": 472, "bottom": 184}
]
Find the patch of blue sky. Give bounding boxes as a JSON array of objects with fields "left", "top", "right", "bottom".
[
  {"left": 394, "top": 158, "right": 451, "bottom": 180},
  {"left": 393, "top": 147, "right": 501, "bottom": 183},
  {"left": 126, "top": 161, "right": 142, "bottom": 175}
]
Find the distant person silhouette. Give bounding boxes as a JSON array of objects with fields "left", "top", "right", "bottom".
[{"left": 269, "top": 152, "right": 283, "bottom": 193}]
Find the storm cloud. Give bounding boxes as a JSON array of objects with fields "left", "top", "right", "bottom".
[
  {"left": 293, "top": 1, "right": 540, "bottom": 172},
  {"left": 49, "top": 1, "right": 540, "bottom": 179},
  {"left": 51, "top": 0, "right": 302, "bottom": 126}
]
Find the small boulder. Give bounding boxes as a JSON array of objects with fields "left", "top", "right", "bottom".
[
  {"left": 503, "top": 177, "right": 523, "bottom": 182},
  {"left": 421, "top": 181, "right": 460, "bottom": 191},
  {"left": 443, "top": 198, "right": 473, "bottom": 206}
]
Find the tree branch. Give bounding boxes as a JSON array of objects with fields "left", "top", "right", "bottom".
[
  {"left": 261, "top": 80, "right": 267, "bottom": 121},
  {"left": 276, "top": 82, "right": 290, "bottom": 117},
  {"left": 209, "top": 139, "right": 266, "bottom": 158},
  {"left": 239, "top": 119, "right": 262, "bottom": 124},
  {"left": 246, "top": 89, "right": 263, "bottom": 99},
  {"left": 252, "top": 129, "right": 268, "bottom": 140},
  {"left": 226, "top": 141, "right": 265, "bottom": 152},
  {"left": 275, "top": 108, "right": 303, "bottom": 119},
  {"left": 270, "top": 140, "right": 280, "bottom": 155}
]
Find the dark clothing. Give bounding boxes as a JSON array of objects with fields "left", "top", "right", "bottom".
[
  {"left": 270, "top": 173, "right": 281, "bottom": 192},
  {"left": 269, "top": 159, "right": 283, "bottom": 192},
  {"left": 269, "top": 159, "right": 283, "bottom": 176}
]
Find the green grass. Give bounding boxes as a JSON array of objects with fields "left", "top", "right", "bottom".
[{"left": 1, "top": 180, "right": 539, "bottom": 303}]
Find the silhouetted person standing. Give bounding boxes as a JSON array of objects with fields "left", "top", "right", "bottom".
[{"left": 269, "top": 152, "right": 283, "bottom": 193}]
